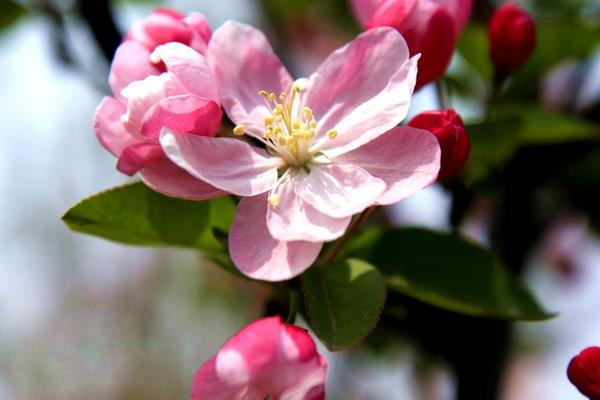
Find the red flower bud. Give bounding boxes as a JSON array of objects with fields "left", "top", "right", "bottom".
[
  {"left": 408, "top": 109, "right": 470, "bottom": 180},
  {"left": 568, "top": 346, "right": 600, "bottom": 399},
  {"left": 488, "top": 3, "right": 536, "bottom": 73}
]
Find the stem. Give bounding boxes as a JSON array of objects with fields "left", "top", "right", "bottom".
[
  {"left": 435, "top": 79, "right": 450, "bottom": 110},
  {"left": 322, "top": 206, "right": 377, "bottom": 264},
  {"left": 286, "top": 290, "right": 299, "bottom": 324}
]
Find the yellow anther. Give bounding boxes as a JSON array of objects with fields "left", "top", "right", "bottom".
[
  {"left": 258, "top": 90, "right": 269, "bottom": 98},
  {"left": 269, "top": 93, "right": 276, "bottom": 102},
  {"left": 277, "top": 135, "right": 287, "bottom": 145},
  {"left": 263, "top": 130, "right": 271, "bottom": 139},
  {"left": 233, "top": 124, "right": 246, "bottom": 136},
  {"left": 327, "top": 129, "right": 338, "bottom": 139},
  {"left": 274, "top": 104, "right": 284, "bottom": 114},
  {"left": 309, "top": 120, "right": 317, "bottom": 129},
  {"left": 264, "top": 116, "right": 275, "bottom": 126},
  {"left": 292, "top": 121, "right": 301, "bottom": 130},
  {"left": 303, "top": 107, "right": 313, "bottom": 119},
  {"left": 280, "top": 92, "right": 287, "bottom": 99},
  {"left": 293, "top": 85, "right": 302, "bottom": 93},
  {"left": 268, "top": 194, "right": 280, "bottom": 207},
  {"left": 274, "top": 126, "right": 282, "bottom": 133}
]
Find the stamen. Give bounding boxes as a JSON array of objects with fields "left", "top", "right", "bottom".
[
  {"left": 268, "top": 194, "right": 280, "bottom": 207},
  {"left": 327, "top": 129, "right": 338, "bottom": 139},
  {"left": 233, "top": 124, "right": 246, "bottom": 136}
]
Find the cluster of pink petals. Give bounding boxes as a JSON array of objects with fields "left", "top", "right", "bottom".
[
  {"left": 350, "top": 0, "right": 473, "bottom": 88},
  {"left": 160, "top": 21, "right": 441, "bottom": 281},
  {"left": 94, "top": 10, "right": 224, "bottom": 200},
  {"left": 192, "top": 317, "right": 327, "bottom": 400}
]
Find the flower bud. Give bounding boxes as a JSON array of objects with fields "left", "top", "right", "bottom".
[
  {"left": 408, "top": 109, "right": 470, "bottom": 180},
  {"left": 488, "top": 3, "right": 536, "bottom": 73},
  {"left": 567, "top": 346, "right": 600, "bottom": 399},
  {"left": 360, "top": 0, "right": 473, "bottom": 89}
]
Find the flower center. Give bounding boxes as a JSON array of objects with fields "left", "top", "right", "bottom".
[{"left": 233, "top": 85, "right": 337, "bottom": 169}]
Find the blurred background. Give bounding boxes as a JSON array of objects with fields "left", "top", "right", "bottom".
[{"left": 0, "top": 0, "right": 599, "bottom": 398}]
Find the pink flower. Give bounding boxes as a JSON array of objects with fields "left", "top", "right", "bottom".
[
  {"left": 125, "top": 8, "right": 212, "bottom": 55},
  {"left": 350, "top": 0, "right": 473, "bottom": 89},
  {"left": 94, "top": 11, "right": 224, "bottom": 200},
  {"left": 408, "top": 108, "right": 469, "bottom": 180},
  {"left": 488, "top": 3, "right": 536, "bottom": 74},
  {"left": 161, "top": 21, "right": 441, "bottom": 280},
  {"left": 191, "top": 317, "right": 327, "bottom": 400},
  {"left": 567, "top": 346, "right": 600, "bottom": 399}
]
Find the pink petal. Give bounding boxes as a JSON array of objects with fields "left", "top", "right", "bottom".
[
  {"left": 295, "top": 163, "right": 386, "bottom": 218},
  {"left": 305, "top": 27, "right": 419, "bottom": 158},
  {"left": 184, "top": 12, "right": 212, "bottom": 50},
  {"left": 215, "top": 317, "right": 325, "bottom": 397},
  {"left": 207, "top": 21, "right": 293, "bottom": 138},
  {"left": 93, "top": 96, "right": 138, "bottom": 157},
  {"left": 151, "top": 42, "right": 218, "bottom": 100},
  {"left": 121, "top": 73, "right": 182, "bottom": 137},
  {"left": 266, "top": 177, "right": 351, "bottom": 242},
  {"left": 116, "top": 142, "right": 164, "bottom": 176},
  {"left": 109, "top": 41, "right": 160, "bottom": 100},
  {"left": 191, "top": 357, "right": 258, "bottom": 400},
  {"left": 139, "top": 157, "right": 226, "bottom": 201},
  {"left": 279, "top": 356, "right": 327, "bottom": 400},
  {"left": 229, "top": 195, "right": 322, "bottom": 281},
  {"left": 160, "top": 131, "right": 280, "bottom": 197},
  {"left": 334, "top": 126, "right": 440, "bottom": 205},
  {"left": 350, "top": 0, "right": 384, "bottom": 26},
  {"left": 140, "top": 95, "right": 222, "bottom": 139}
]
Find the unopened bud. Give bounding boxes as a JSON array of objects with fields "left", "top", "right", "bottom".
[
  {"left": 408, "top": 109, "right": 470, "bottom": 180},
  {"left": 567, "top": 346, "right": 600, "bottom": 399},
  {"left": 488, "top": 3, "right": 536, "bottom": 73}
]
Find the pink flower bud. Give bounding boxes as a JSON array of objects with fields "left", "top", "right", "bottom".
[
  {"left": 125, "top": 8, "right": 212, "bottom": 55},
  {"left": 191, "top": 317, "right": 327, "bottom": 399},
  {"left": 488, "top": 3, "right": 536, "bottom": 73},
  {"left": 568, "top": 347, "right": 600, "bottom": 399},
  {"left": 409, "top": 109, "right": 469, "bottom": 180},
  {"left": 354, "top": 0, "right": 473, "bottom": 89}
]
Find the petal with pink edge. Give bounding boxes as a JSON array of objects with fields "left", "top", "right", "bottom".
[
  {"left": 151, "top": 42, "right": 218, "bottom": 100},
  {"left": 305, "top": 27, "right": 418, "bottom": 158},
  {"left": 121, "top": 73, "right": 183, "bottom": 138},
  {"left": 94, "top": 96, "right": 138, "bottom": 157},
  {"left": 160, "top": 131, "right": 280, "bottom": 196},
  {"left": 267, "top": 176, "right": 351, "bottom": 242},
  {"left": 334, "top": 126, "right": 441, "bottom": 205},
  {"left": 207, "top": 21, "right": 293, "bottom": 138},
  {"left": 109, "top": 41, "right": 160, "bottom": 100},
  {"left": 117, "top": 142, "right": 164, "bottom": 176},
  {"left": 229, "top": 195, "right": 322, "bottom": 281},
  {"left": 139, "top": 156, "right": 225, "bottom": 201},
  {"left": 295, "top": 163, "right": 386, "bottom": 218},
  {"left": 191, "top": 357, "right": 258, "bottom": 400},
  {"left": 350, "top": 0, "right": 383, "bottom": 26},
  {"left": 140, "top": 95, "right": 222, "bottom": 139}
]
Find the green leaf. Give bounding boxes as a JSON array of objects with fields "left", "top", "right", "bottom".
[
  {"left": 301, "top": 259, "right": 386, "bottom": 351},
  {"left": 368, "top": 228, "right": 555, "bottom": 321},
  {"left": 62, "top": 182, "right": 235, "bottom": 251},
  {"left": 466, "top": 105, "right": 600, "bottom": 182}
]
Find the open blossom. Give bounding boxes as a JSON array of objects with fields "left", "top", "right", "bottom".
[
  {"left": 161, "top": 21, "right": 441, "bottom": 280},
  {"left": 192, "top": 317, "right": 327, "bottom": 400},
  {"left": 94, "top": 11, "right": 224, "bottom": 200},
  {"left": 350, "top": 0, "right": 473, "bottom": 89}
]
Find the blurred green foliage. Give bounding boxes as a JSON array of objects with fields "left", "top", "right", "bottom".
[{"left": 0, "top": 0, "right": 25, "bottom": 33}]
